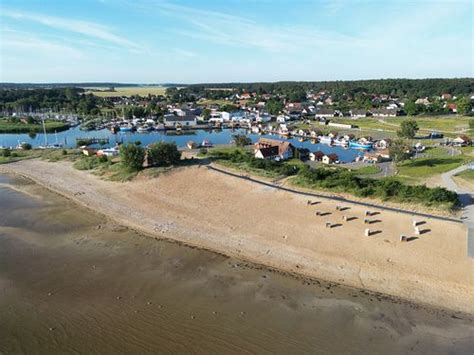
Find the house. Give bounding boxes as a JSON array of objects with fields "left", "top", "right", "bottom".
[
  {"left": 256, "top": 112, "right": 271, "bottom": 123},
  {"left": 415, "top": 97, "right": 431, "bottom": 106},
  {"left": 363, "top": 149, "right": 390, "bottom": 163},
  {"left": 441, "top": 93, "right": 452, "bottom": 100},
  {"left": 254, "top": 146, "right": 280, "bottom": 160},
  {"left": 370, "top": 108, "right": 398, "bottom": 117},
  {"left": 238, "top": 92, "right": 252, "bottom": 100},
  {"left": 452, "top": 135, "right": 471, "bottom": 146},
  {"left": 314, "top": 108, "right": 335, "bottom": 118},
  {"left": 254, "top": 138, "right": 294, "bottom": 160},
  {"left": 163, "top": 113, "right": 197, "bottom": 128},
  {"left": 322, "top": 153, "right": 339, "bottom": 164},
  {"left": 447, "top": 103, "right": 457, "bottom": 113},
  {"left": 295, "top": 148, "right": 310, "bottom": 160},
  {"left": 350, "top": 109, "right": 370, "bottom": 118},
  {"left": 276, "top": 114, "right": 289, "bottom": 123},
  {"left": 375, "top": 139, "right": 391, "bottom": 149},
  {"left": 309, "top": 150, "right": 325, "bottom": 161}
]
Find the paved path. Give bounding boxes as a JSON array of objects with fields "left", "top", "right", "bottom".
[
  {"left": 208, "top": 165, "right": 462, "bottom": 224},
  {"left": 441, "top": 165, "right": 474, "bottom": 257}
]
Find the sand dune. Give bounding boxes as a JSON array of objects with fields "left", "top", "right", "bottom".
[{"left": 1, "top": 160, "right": 473, "bottom": 314}]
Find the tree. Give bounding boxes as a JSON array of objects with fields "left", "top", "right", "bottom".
[
  {"left": 201, "top": 108, "right": 211, "bottom": 120},
  {"left": 147, "top": 142, "right": 181, "bottom": 167},
  {"left": 220, "top": 104, "right": 238, "bottom": 112},
  {"left": 388, "top": 139, "right": 410, "bottom": 162},
  {"left": 120, "top": 143, "right": 145, "bottom": 171},
  {"left": 457, "top": 97, "right": 472, "bottom": 115},
  {"left": 266, "top": 99, "right": 284, "bottom": 115},
  {"left": 404, "top": 100, "right": 419, "bottom": 116},
  {"left": 233, "top": 134, "right": 252, "bottom": 147},
  {"left": 397, "top": 119, "right": 419, "bottom": 139}
]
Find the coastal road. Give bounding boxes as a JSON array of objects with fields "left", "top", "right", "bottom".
[
  {"left": 208, "top": 165, "right": 462, "bottom": 224},
  {"left": 441, "top": 165, "right": 474, "bottom": 258}
]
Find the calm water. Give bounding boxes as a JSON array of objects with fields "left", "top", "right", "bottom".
[
  {"left": 1, "top": 174, "right": 473, "bottom": 354},
  {"left": 0, "top": 126, "right": 365, "bottom": 162}
]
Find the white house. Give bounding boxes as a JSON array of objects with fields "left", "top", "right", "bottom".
[
  {"left": 322, "top": 154, "right": 338, "bottom": 164},
  {"left": 254, "top": 138, "right": 294, "bottom": 160},
  {"left": 163, "top": 113, "right": 197, "bottom": 128}
]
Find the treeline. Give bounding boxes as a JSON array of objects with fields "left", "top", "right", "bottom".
[
  {"left": 0, "top": 88, "right": 103, "bottom": 115},
  {"left": 168, "top": 78, "right": 474, "bottom": 99},
  {"left": 208, "top": 148, "right": 459, "bottom": 210}
]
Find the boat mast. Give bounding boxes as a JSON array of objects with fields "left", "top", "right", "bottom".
[{"left": 41, "top": 116, "right": 48, "bottom": 146}]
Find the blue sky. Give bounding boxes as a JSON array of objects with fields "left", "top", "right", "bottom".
[{"left": 0, "top": 0, "right": 472, "bottom": 83}]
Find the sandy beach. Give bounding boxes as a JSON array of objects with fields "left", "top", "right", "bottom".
[{"left": 1, "top": 159, "right": 473, "bottom": 314}]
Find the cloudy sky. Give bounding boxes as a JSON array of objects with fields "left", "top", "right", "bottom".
[{"left": 0, "top": 0, "right": 472, "bottom": 83}]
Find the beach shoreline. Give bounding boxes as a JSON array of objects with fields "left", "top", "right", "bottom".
[{"left": 1, "top": 159, "right": 473, "bottom": 315}]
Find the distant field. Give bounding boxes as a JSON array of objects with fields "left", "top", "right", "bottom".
[
  {"left": 0, "top": 119, "right": 69, "bottom": 133},
  {"left": 85, "top": 86, "right": 167, "bottom": 97}
]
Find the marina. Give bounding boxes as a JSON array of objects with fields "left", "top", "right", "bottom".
[{"left": 0, "top": 126, "right": 370, "bottom": 163}]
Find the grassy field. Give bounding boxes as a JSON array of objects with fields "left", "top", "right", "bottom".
[
  {"left": 455, "top": 168, "right": 474, "bottom": 181},
  {"left": 197, "top": 99, "right": 233, "bottom": 106},
  {"left": 86, "top": 86, "right": 167, "bottom": 97},
  {"left": 0, "top": 119, "right": 69, "bottom": 133},
  {"left": 397, "top": 147, "right": 473, "bottom": 183},
  {"left": 332, "top": 115, "right": 471, "bottom": 136}
]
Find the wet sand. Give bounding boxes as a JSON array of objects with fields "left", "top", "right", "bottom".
[{"left": 1, "top": 174, "right": 474, "bottom": 354}]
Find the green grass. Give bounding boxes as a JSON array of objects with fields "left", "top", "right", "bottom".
[
  {"left": 216, "top": 159, "right": 283, "bottom": 179},
  {"left": 455, "top": 168, "right": 474, "bottom": 181},
  {"left": 86, "top": 86, "right": 166, "bottom": 97},
  {"left": 331, "top": 115, "right": 471, "bottom": 137},
  {"left": 0, "top": 119, "right": 69, "bottom": 133},
  {"left": 197, "top": 99, "right": 232, "bottom": 106},
  {"left": 397, "top": 147, "right": 472, "bottom": 181},
  {"left": 352, "top": 165, "right": 381, "bottom": 175}
]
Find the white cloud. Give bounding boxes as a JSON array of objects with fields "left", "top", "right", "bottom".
[
  {"left": 143, "top": 1, "right": 364, "bottom": 52},
  {"left": 1, "top": 8, "right": 142, "bottom": 51}
]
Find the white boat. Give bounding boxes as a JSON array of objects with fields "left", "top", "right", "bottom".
[
  {"left": 333, "top": 138, "right": 348, "bottom": 147},
  {"left": 200, "top": 138, "right": 213, "bottom": 148},
  {"left": 136, "top": 125, "right": 152, "bottom": 133},
  {"left": 319, "top": 136, "right": 333, "bottom": 145}
]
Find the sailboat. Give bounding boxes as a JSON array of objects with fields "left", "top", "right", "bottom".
[{"left": 38, "top": 119, "right": 63, "bottom": 149}]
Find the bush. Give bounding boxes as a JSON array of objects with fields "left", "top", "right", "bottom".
[
  {"left": 98, "top": 155, "right": 109, "bottom": 163},
  {"left": 120, "top": 143, "right": 145, "bottom": 171},
  {"left": 21, "top": 143, "right": 32, "bottom": 150},
  {"left": 1, "top": 148, "right": 11, "bottom": 157},
  {"left": 147, "top": 142, "right": 181, "bottom": 167},
  {"left": 61, "top": 149, "right": 67, "bottom": 155},
  {"left": 233, "top": 134, "right": 252, "bottom": 147}
]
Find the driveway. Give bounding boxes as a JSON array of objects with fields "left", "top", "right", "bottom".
[{"left": 441, "top": 165, "right": 474, "bottom": 257}]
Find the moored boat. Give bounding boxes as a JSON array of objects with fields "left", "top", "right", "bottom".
[
  {"left": 349, "top": 140, "right": 373, "bottom": 150},
  {"left": 200, "top": 138, "right": 213, "bottom": 148}
]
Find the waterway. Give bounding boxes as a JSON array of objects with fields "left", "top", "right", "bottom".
[
  {"left": 1, "top": 173, "right": 473, "bottom": 354},
  {"left": 0, "top": 126, "right": 366, "bottom": 162}
]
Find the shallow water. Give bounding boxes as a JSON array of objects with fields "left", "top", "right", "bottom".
[{"left": 0, "top": 174, "right": 473, "bottom": 354}]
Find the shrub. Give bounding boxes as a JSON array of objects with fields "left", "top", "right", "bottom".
[
  {"left": 120, "top": 143, "right": 145, "bottom": 171},
  {"left": 2, "top": 148, "right": 11, "bottom": 157},
  {"left": 147, "top": 142, "right": 181, "bottom": 167},
  {"left": 21, "top": 143, "right": 32, "bottom": 150}
]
